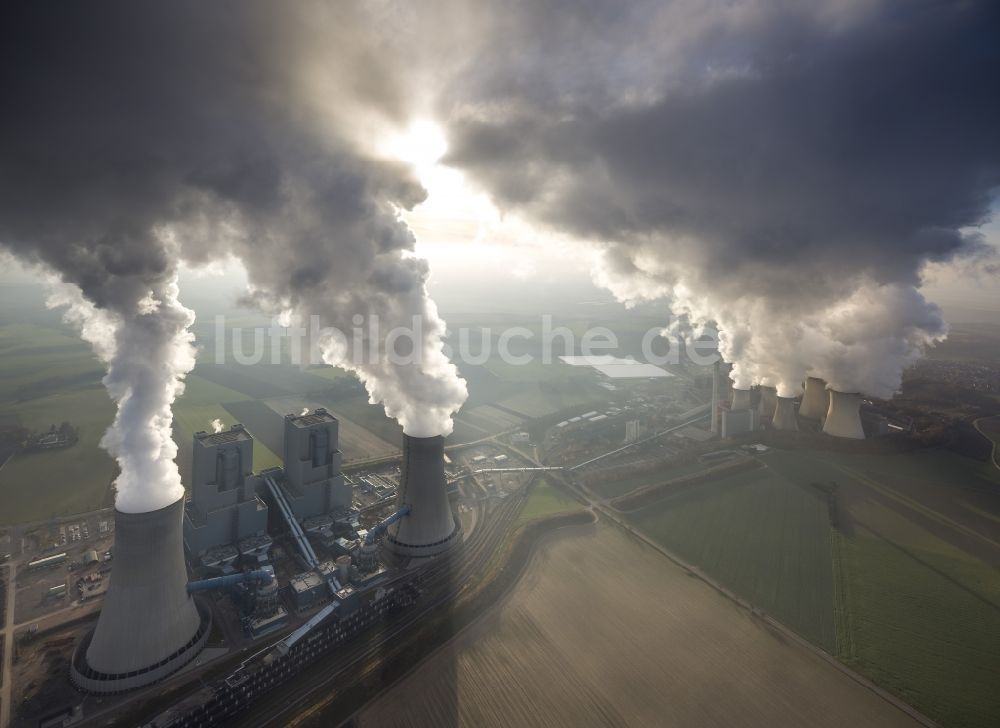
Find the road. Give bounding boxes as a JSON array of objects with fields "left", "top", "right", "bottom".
[{"left": 1, "top": 563, "right": 15, "bottom": 728}]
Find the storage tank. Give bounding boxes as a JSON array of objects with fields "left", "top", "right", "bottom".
[
  {"left": 823, "top": 390, "right": 866, "bottom": 439},
  {"left": 798, "top": 377, "right": 829, "bottom": 420},
  {"left": 730, "top": 387, "right": 752, "bottom": 410},
  {"left": 384, "top": 435, "right": 460, "bottom": 558},
  {"left": 757, "top": 386, "right": 778, "bottom": 420},
  {"left": 71, "top": 497, "right": 209, "bottom": 693},
  {"left": 772, "top": 396, "right": 799, "bottom": 431}
]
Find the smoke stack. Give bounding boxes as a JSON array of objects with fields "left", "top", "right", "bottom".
[
  {"left": 823, "top": 390, "right": 866, "bottom": 439},
  {"left": 757, "top": 386, "right": 778, "bottom": 420},
  {"left": 731, "top": 387, "right": 752, "bottom": 410},
  {"left": 384, "top": 435, "right": 460, "bottom": 558},
  {"left": 772, "top": 396, "right": 799, "bottom": 431},
  {"left": 799, "top": 377, "right": 829, "bottom": 420},
  {"left": 71, "top": 497, "right": 209, "bottom": 693}
]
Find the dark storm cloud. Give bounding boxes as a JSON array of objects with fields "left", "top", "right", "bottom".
[
  {"left": 443, "top": 0, "right": 1000, "bottom": 395},
  {"left": 0, "top": 1, "right": 466, "bottom": 510}
]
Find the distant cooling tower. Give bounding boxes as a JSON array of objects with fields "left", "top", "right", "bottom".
[
  {"left": 757, "top": 386, "right": 778, "bottom": 420},
  {"left": 798, "top": 377, "right": 829, "bottom": 420},
  {"left": 823, "top": 390, "right": 866, "bottom": 439},
  {"left": 384, "top": 435, "right": 460, "bottom": 558},
  {"left": 772, "top": 396, "right": 799, "bottom": 431},
  {"left": 731, "top": 387, "right": 752, "bottom": 410},
  {"left": 71, "top": 497, "right": 209, "bottom": 693}
]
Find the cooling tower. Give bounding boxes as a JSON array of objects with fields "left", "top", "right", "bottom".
[
  {"left": 384, "top": 435, "right": 460, "bottom": 558},
  {"left": 799, "top": 377, "right": 829, "bottom": 420},
  {"left": 772, "top": 396, "right": 799, "bottom": 431},
  {"left": 822, "top": 390, "right": 866, "bottom": 439},
  {"left": 71, "top": 497, "right": 209, "bottom": 693},
  {"left": 731, "top": 387, "right": 752, "bottom": 410},
  {"left": 757, "top": 386, "right": 778, "bottom": 420}
]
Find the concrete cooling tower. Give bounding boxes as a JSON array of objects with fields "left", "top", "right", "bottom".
[
  {"left": 384, "top": 435, "right": 460, "bottom": 558},
  {"left": 731, "top": 387, "right": 752, "bottom": 410},
  {"left": 757, "top": 386, "right": 778, "bottom": 420},
  {"left": 798, "top": 377, "right": 829, "bottom": 420},
  {"left": 772, "top": 396, "right": 799, "bottom": 431},
  {"left": 823, "top": 390, "right": 866, "bottom": 439},
  {"left": 71, "top": 497, "right": 209, "bottom": 693}
]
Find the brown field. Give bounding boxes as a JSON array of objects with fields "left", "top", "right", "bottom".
[{"left": 356, "top": 524, "right": 923, "bottom": 728}]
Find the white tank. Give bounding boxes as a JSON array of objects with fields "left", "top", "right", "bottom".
[
  {"left": 731, "top": 387, "right": 752, "bottom": 410},
  {"left": 823, "top": 390, "right": 866, "bottom": 439},
  {"left": 757, "top": 386, "right": 778, "bottom": 420},
  {"left": 772, "top": 396, "right": 799, "bottom": 431},
  {"left": 798, "top": 377, "right": 829, "bottom": 420},
  {"left": 70, "top": 497, "right": 209, "bottom": 693}
]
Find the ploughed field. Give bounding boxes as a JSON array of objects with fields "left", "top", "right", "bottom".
[{"left": 357, "top": 523, "right": 922, "bottom": 728}]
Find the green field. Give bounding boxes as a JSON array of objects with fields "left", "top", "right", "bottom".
[
  {"left": 612, "top": 446, "right": 1000, "bottom": 728},
  {"left": 586, "top": 459, "right": 714, "bottom": 499},
  {"left": 0, "top": 387, "right": 116, "bottom": 523},
  {"left": 516, "top": 478, "right": 585, "bottom": 526},
  {"left": 834, "top": 500, "right": 1000, "bottom": 728},
  {"left": 625, "top": 463, "right": 837, "bottom": 650}
]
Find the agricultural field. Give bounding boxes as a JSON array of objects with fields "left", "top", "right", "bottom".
[
  {"left": 625, "top": 462, "right": 837, "bottom": 650},
  {"left": 585, "top": 459, "right": 714, "bottom": 499},
  {"left": 0, "top": 387, "right": 116, "bottom": 524},
  {"left": 358, "top": 524, "right": 921, "bottom": 728},
  {"left": 834, "top": 499, "right": 1000, "bottom": 728},
  {"left": 619, "top": 446, "right": 1000, "bottom": 728},
  {"left": 514, "top": 478, "right": 585, "bottom": 526}
]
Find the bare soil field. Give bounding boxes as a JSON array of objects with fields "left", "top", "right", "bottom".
[{"left": 355, "top": 524, "right": 923, "bottom": 728}]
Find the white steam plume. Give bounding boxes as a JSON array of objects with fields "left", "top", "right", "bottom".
[{"left": 46, "top": 277, "right": 195, "bottom": 513}]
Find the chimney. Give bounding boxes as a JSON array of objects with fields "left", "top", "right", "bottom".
[
  {"left": 71, "top": 497, "right": 209, "bottom": 693},
  {"left": 710, "top": 361, "right": 720, "bottom": 434},
  {"left": 799, "top": 377, "right": 829, "bottom": 420},
  {"left": 772, "top": 396, "right": 799, "bottom": 431},
  {"left": 757, "top": 386, "right": 778, "bottom": 420},
  {"left": 823, "top": 390, "right": 866, "bottom": 439},
  {"left": 384, "top": 435, "right": 460, "bottom": 558},
  {"left": 731, "top": 387, "right": 752, "bottom": 410}
]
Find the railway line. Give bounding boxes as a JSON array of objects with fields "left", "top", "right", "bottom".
[{"left": 226, "top": 489, "right": 528, "bottom": 727}]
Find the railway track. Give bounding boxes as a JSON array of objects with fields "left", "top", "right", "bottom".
[{"left": 228, "top": 492, "right": 528, "bottom": 727}]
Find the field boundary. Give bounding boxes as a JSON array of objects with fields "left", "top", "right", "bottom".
[
  {"left": 595, "top": 505, "right": 940, "bottom": 728},
  {"left": 973, "top": 416, "right": 1000, "bottom": 473},
  {"left": 609, "top": 457, "right": 762, "bottom": 512}
]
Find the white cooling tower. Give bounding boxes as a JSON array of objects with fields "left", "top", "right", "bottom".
[
  {"left": 731, "top": 387, "right": 752, "bottom": 410},
  {"left": 384, "top": 435, "right": 460, "bottom": 558},
  {"left": 772, "top": 396, "right": 799, "bottom": 431},
  {"left": 71, "top": 497, "right": 209, "bottom": 693},
  {"left": 757, "top": 386, "right": 778, "bottom": 420},
  {"left": 823, "top": 390, "right": 866, "bottom": 439},
  {"left": 798, "top": 377, "right": 829, "bottom": 420}
]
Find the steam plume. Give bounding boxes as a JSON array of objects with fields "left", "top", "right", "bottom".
[{"left": 443, "top": 0, "right": 999, "bottom": 398}]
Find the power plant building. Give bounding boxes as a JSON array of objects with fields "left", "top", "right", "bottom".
[
  {"left": 823, "top": 390, "right": 866, "bottom": 439},
  {"left": 799, "top": 377, "right": 829, "bottom": 420},
  {"left": 282, "top": 409, "right": 351, "bottom": 520},
  {"left": 184, "top": 425, "right": 269, "bottom": 558},
  {"left": 384, "top": 435, "right": 460, "bottom": 558},
  {"left": 721, "top": 407, "right": 757, "bottom": 438},
  {"left": 71, "top": 498, "right": 210, "bottom": 693}
]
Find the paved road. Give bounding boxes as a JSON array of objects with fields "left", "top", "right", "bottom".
[{"left": 1, "top": 563, "right": 16, "bottom": 728}]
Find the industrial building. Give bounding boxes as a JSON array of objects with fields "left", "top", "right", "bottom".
[
  {"left": 721, "top": 407, "right": 757, "bottom": 438},
  {"left": 383, "top": 435, "right": 461, "bottom": 559},
  {"left": 68, "top": 407, "right": 460, "bottom": 699},
  {"left": 71, "top": 498, "right": 211, "bottom": 694},
  {"left": 823, "top": 390, "right": 866, "bottom": 439},
  {"left": 799, "top": 377, "right": 829, "bottom": 420},
  {"left": 281, "top": 408, "right": 351, "bottom": 519},
  {"left": 184, "top": 425, "right": 269, "bottom": 558}
]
